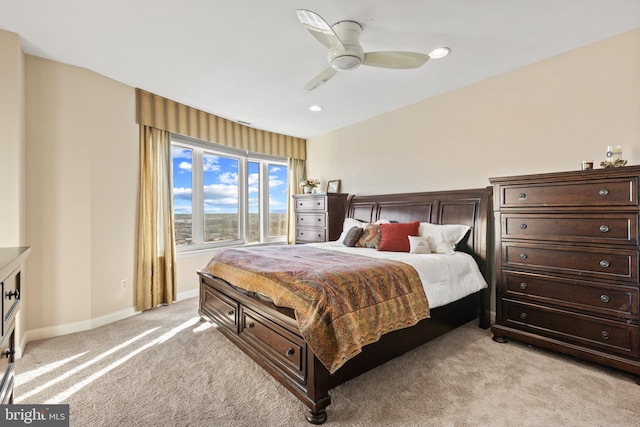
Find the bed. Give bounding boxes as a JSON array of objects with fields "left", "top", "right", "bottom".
[{"left": 197, "top": 187, "right": 492, "bottom": 424}]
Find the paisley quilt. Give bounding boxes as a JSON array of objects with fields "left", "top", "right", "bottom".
[{"left": 202, "top": 245, "right": 430, "bottom": 374}]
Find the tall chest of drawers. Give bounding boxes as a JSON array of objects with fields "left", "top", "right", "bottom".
[
  {"left": 490, "top": 166, "right": 640, "bottom": 381},
  {"left": 293, "top": 193, "right": 349, "bottom": 243}
]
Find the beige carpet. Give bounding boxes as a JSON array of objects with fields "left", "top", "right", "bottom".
[{"left": 15, "top": 297, "right": 639, "bottom": 427}]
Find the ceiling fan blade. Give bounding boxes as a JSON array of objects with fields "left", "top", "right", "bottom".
[
  {"left": 363, "top": 51, "right": 429, "bottom": 69},
  {"left": 296, "top": 9, "right": 345, "bottom": 51},
  {"left": 304, "top": 67, "right": 337, "bottom": 91}
]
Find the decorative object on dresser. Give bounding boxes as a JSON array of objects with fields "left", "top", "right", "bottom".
[
  {"left": 0, "top": 246, "right": 31, "bottom": 403},
  {"left": 299, "top": 178, "right": 320, "bottom": 194},
  {"left": 293, "top": 193, "right": 349, "bottom": 243},
  {"left": 490, "top": 166, "right": 640, "bottom": 384},
  {"left": 198, "top": 187, "right": 492, "bottom": 424},
  {"left": 326, "top": 179, "right": 341, "bottom": 193}
]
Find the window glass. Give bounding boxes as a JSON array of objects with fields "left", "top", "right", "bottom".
[
  {"left": 268, "top": 163, "right": 288, "bottom": 237},
  {"left": 203, "top": 153, "right": 239, "bottom": 243},
  {"left": 171, "top": 146, "right": 193, "bottom": 246},
  {"left": 170, "top": 136, "right": 288, "bottom": 250}
]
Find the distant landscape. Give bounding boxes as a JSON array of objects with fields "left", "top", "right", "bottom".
[{"left": 175, "top": 213, "right": 287, "bottom": 245}]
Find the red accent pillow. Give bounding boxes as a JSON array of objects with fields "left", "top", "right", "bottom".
[{"left": 378, "top": 221, "right": 420, "bottom": 252}]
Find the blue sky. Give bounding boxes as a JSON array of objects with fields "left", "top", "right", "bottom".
[{"left": 171, "top": 147, "right": 288, "bottom": 214}]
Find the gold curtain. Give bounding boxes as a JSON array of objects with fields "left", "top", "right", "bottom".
[
  {"left": 135, "top": 88, "right": 306, "bottom": 160},
  {"left": 287, "top": 158, "right": 306, "bottom": 244},
  {"left": 136, "top": 126, "right": 177, "bottom": 311}
]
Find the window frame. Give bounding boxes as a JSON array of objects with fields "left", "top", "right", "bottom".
[{"left": 171, "top": 134, "right": 288, "bottom": 253}]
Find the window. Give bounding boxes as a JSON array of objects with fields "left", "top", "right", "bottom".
[{"left": 171, "top": 135, "right": 288, "bottom": 251}]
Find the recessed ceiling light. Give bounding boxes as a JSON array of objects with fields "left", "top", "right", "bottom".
[
  {"left": 428, "top": 47, "right": 451, "bottom": 59},
  {"left": 309, "top": 105, "right": 323, "bottom": 112}
]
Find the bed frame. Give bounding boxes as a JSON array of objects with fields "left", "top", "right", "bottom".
[{"left": 198, "top": 187, "right": 493, "bottom": 424}]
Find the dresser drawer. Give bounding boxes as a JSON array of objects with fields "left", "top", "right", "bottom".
[
  {"left": 295, "top": 197, "right": 326, "bottom": 211},
  {"left": 502, "top": 213, "right": 638, "bottom": 245},
  {"left": 1, "top": 267, "right": 20, "bottom": 337},
  {"left": 296, "top": 213, "right": 326, "bottom": 228},
  {"left": 503, "top": 242, "right": 638, "bottom": 283},
  {"left": 296, "top": 227, "right": 326, "bottom": 243},
  {"left": 499, "top": 177, "right": 638, "bottom": 208},
  {"left": 200, "top": 283, "right": 238, "bottom": 332},
  {"left": 503, "top": 272, "right": 638, "bottom": 319},
  {"left": 502, "top": 300, "right": 639, "bottom": 357},
  {"left": 240, "top": 307, "right": 306, "bottom": 384}
]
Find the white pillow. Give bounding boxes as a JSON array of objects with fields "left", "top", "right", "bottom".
[
  {"left": 408, "top": 235, "right": 432, "bottom": 254},
  {"left": 336, "top": 218, "right": 367, "bottom": 243},
  {"left": 418, "top": 223, "right": 470, "bottom": 255}
]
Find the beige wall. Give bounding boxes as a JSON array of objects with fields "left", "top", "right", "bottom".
[
  {"left": 306, "top": 28, "right": 640, "bottom": 195},
  {"left": 0, "top": 30, "right": 25, "bottom": 246}
]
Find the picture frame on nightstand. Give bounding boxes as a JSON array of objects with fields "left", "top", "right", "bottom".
[{"left": 327, "top": 179, "right": 341, "bottom": 193}]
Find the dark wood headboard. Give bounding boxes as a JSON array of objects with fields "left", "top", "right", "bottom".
[{"left": 347, "top": 187, "right": 493, "bottom": 280}]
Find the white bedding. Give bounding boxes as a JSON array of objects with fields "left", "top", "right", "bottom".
[{"left": 307, "top": 241, "right": 488, "bottom": 309}]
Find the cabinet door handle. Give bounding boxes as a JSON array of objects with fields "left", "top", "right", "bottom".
[
  {"left": 601, "top": 331, "right": 610, "bottom": 340},
  {"left": 598, "top": 189, "right": 609, "bottom": 196},
  {"left": 519, "top": 282, "right": 528, "bottom": 290},
  {"left": 5, "top": 289, "right": 19, "bottom": 300},
  {"left": 3, "top": 348, "right": 14, "bottom": 359},
  {"left": 518, "top": 193, "right": 527, "bottom": 199},
  {"left": 520, "top": 223, "right": 527, "bottom": 229},
  {"left": 599, "top": 225, "right": 610, "bottom": 233},
  {"left": 600, "top": 294, "right": 610, "bottom": 303},
  {"left": 519, "top": 253, "right": 528, "bottom": 259},
  {"left": 599, "top": 260, "right": 610, "bottom": 268}
]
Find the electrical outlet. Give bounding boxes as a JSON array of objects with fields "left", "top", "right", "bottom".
[{"left": 121, "top": 279, "right": 128, "bottom": 289}]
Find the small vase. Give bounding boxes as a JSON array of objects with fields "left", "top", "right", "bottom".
[{"left": 304, "top": 186, "right": 312, "bottom": 194}]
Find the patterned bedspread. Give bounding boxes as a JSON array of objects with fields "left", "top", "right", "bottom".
[{"left": 202, "top": 245, "right": 430, "bottom": 374}]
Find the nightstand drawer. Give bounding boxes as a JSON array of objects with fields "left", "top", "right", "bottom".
[
  {"left": 503, "top": 272, "right": 638, "bottom": 319},
  {"left": 295, "top": 197, "right": 326, "bottom": 211},
  {"left": 296, "top": 227, "right": 326, "bottom": 243},
  {"left": 502, "top": 300, "right": 639, "bottom": 357},
  {"left": 503, "top": 243, "right": 638, "bottom": 283},
  {"left": 502, "top": 213, "right": 638, "bottom": 245},
  {"left": 296, "top": 213, "right": 326, "bottom": 228},
  {"left": 499, "top": 177, "right": 638, "bottom": 208}
]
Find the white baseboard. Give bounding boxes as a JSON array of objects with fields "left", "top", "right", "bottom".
[{"left": 16, "top": 289, "right": 199, "bottom": 358}]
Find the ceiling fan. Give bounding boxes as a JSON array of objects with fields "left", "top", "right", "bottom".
[{"left": 296, "top": 9, "right": 449, "bottom": 91}]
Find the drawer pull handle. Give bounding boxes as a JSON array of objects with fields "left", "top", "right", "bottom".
[
  {"left": 520, "top": 223, "right": 527, "bottom": 229},
  {"left": 599, "top": 260, "right": 610, "bottom": 268},
  {"left": 316, "top": 202, "right": 321, "bottom": 206},
  {"left": 5, "top": 289, "right": 19, "bottom": 300},
  {"left": 518, "top": 193, "right": 527, "bottom": 199},
  {"left": 285, "top": 348, "right": 295, "bottom": 356},
  {"left": 519, "top": 282, "right": 528, "bottom": 290},
  {"left": 519, "top": 312, "right": 528, "bottom": 320},
  {"left": 599, "top": 225, "right": 610, "bottom": 233},
  {"left": 598, "top": 189, "right": 609, "bottom": 196},
  {"left": 317, "top": 218, "right": 321, "bottom": 222},
  {"left": 300, "top": 218, "right": 304, "bottom": 221},
  {"left": 227, "top": 310, "right": 234, "bottom": 317},
  {"left": 3, "top": 348, "right": 14, "bottom": 359},
  {"left": 600, "top": 294, "right": 610, "bottom": 303},
  {"left": 601, "top": 331, "right": 610, "bottom": 340},
  {"left": 519, "top": 253, "right": 528, "bottom": 259},
  {"left": 248, "top": 322, "right": 255, "bottom": 328}
]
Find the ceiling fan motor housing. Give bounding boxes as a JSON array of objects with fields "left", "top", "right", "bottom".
[{"left": 329, "top": 21, "right": 364, "bottom": 70}]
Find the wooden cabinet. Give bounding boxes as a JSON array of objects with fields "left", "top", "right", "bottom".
[
  {"left": 491, "top": 166, "right": 640, "bottom": 382},
  {"left": 293, "top": 193, "right": 348, "bottom": 243},
  {"left": 0, "top": 246, "right": 31, "bottom": 404}
]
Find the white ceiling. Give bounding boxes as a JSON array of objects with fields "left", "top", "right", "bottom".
[{"left": 1, "top": 1, "right": 639, "bottom": 139}]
